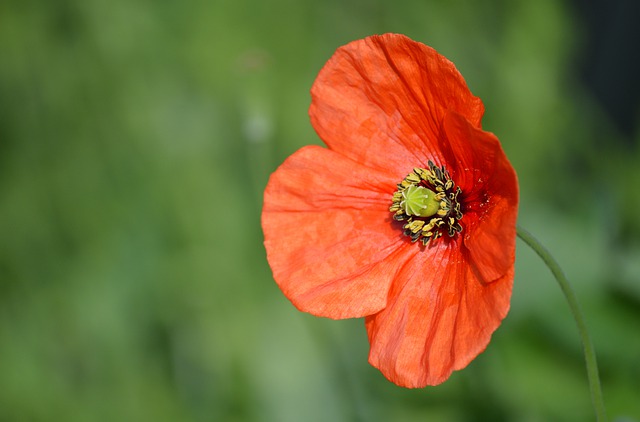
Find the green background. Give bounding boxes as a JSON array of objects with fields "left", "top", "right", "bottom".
[{"left": 1, "top": 0, "right": 639, "bottom": 421}]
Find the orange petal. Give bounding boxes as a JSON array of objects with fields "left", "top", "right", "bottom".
[
  {"left": 262, "top": 145, "right": 410, "bottom": 319},
  {"left": 309, "top": 33, "right": 485, "bottom": 178},
  {"left": 440, "top": 111, "right": 519, "bottom": 284},
  {"left": 365, "top": 243, "right": 513, "bottom": 388}
]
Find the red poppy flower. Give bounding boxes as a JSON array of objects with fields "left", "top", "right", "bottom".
[{"left": 262, "top": 33, "right": 518, "bottom": 388}]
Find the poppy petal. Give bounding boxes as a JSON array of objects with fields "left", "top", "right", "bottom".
[
  {"left": 440, "top": 111, "right": 519, "bottom": 284},
  {"left": 310, "top": 33, "right": 484, "bottom": 176},
  {"left": 262, "top": 145, "right": 410, "bottom": 319},
  {"left": 365, "top": 244, "right": 513, "bottom": 388}
]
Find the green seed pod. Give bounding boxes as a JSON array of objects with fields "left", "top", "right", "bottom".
[{"left": 400, "top": 185, "right": 441, "bottom": 218}]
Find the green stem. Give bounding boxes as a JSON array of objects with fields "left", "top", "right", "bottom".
[{"left": 516, "top": 225, "right": 607, "bottom": 422}]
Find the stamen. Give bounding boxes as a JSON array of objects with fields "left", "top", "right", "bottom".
[{"left": 390, "top": 161, "right": 463, "bottom": 245}]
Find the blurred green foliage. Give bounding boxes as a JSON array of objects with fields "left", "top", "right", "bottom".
[{"left": 1, "top": 0, "right": 639, "bottom": 421}]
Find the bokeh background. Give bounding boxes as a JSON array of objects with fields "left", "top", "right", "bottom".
[{"left": 1, "top": 0, "right": 639, "bottom": 420}]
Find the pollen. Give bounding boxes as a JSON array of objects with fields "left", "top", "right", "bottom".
[{"left": 390, "top": 161, "right": 463, "bottom": 245}]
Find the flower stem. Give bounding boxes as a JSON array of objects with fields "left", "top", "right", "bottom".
[{"left": 516, "top": 225, "right": 607, "bottom": 422}]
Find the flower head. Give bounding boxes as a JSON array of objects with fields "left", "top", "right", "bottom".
[{"left": 261, "top": 33, "right": 518, "bottom": 388}]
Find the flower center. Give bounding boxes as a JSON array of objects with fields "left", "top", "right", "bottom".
[{"left": 389, "top": 161, "right": 463, "bottom": 245}]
